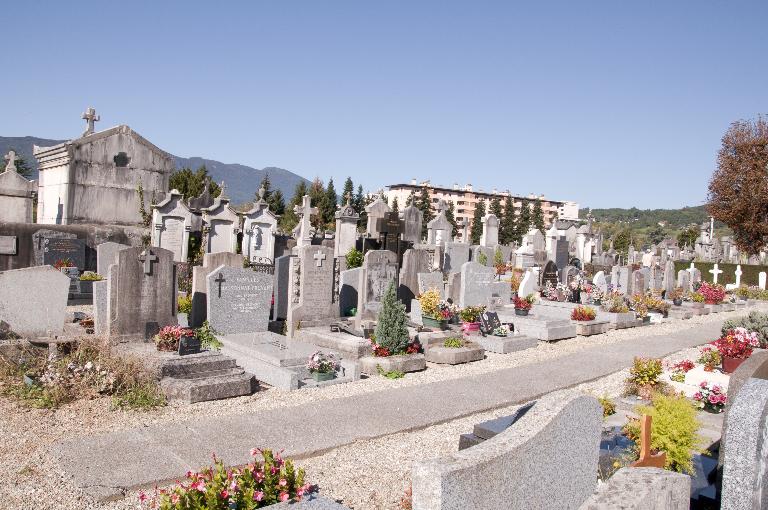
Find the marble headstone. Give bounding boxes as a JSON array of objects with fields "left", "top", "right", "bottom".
[{"left": 287, "top": 245, "right": 339, "bottom": 335}]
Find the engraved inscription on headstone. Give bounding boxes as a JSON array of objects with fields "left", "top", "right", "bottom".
[
  {"left": 207, "top": 266, "right": 273, "bottom": 334},
  {"left": 178, "top": 333, "right": 202, "bottom": 356},
  {"left": 42, "top": 238, "right": 86, "bottom": 269}
]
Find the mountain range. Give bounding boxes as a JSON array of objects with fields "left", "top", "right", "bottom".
[{"left": 0, "top": 136, "right": 310, "bottom": 205}]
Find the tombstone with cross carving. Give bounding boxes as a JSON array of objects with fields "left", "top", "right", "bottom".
[
  {"left": 202, "top": 183, "right": 240, "bottom": 255},
  {"left": 151, "top": 189, "right": 197, "bottom": 262},
  {"left": 99, "top": 247, "right": 177, "bottom": 341},
  {"left": 286, "top": 245, "right": 339, "bottom": 337},
  {"left": 0, "top": 150, "right": 37, "bottom": 223},
  {"left": 242, "top": 186, "right": 279, "bottom": 265},
  {"left": 206, "top": 265, "right": 273, "bottom": 335}
]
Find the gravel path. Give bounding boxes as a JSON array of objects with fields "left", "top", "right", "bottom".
[{"left": 0, "top": 305, "right": 760, "bottom": 509}]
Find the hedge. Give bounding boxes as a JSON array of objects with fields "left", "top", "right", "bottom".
[{"left": 673, "top": 261, "right": 768, "bottom": 287}]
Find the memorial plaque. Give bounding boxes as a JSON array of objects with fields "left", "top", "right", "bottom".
[
  {"left": 541, "top": 260, "right": 559, "bottom": 287},
  {"left": 0, "top": 235, "right": 17, "bottom": 255},
  {"left": 161, "top": 216, "right": 185, "bottom": 262},
  {"left": 362, "top": 250, "right": 398, "bottom": 315},
  {"left": 178, "top": 333, "right": 202, "bottom": 356},
  {"left": 480, "top": 311, "right": 503, "bottom": 334},
  {"left": 207, "top": 265, "right": 273, "bottom": 334},
  {"left": 42, "top": 237, "right": 86, "bottom": 269}
]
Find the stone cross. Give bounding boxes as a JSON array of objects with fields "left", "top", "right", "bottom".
[
  {"left": 436, "top": 199, "right": 449, "bottom": 214},
  {"left": 214, "top": 272, "right": 226, "bottom": 298},
  {"left": 294, "top": 195, "right": 318, "bottom": 247},
  {"left": 709, "top": 263, "right": 723, "bottom": 284},
  {"left": 138, "top": 250, "right": 158, "bottom": 275},
  {"left": 687, "top": 262, "right": 696, "bottom": 274},
  {"left": 734, "top": 264, "right": 743, "bottom": 288},
  {"left": 81, "top": 107, "right": 100, "bottom": 137},
  {"left": 4, "top": 150, "right": 18, "bottom": 173},
  {"left": 313, "top": 250, "right": 327, "bottom": 267}
]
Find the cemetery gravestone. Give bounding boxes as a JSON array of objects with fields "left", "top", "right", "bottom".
[
  {"left": 443, "top": 242, "right": 470, "bottom": 274},
  {"left": 479, "top": 311, "right": 503, "bottom": 334},
  {"left": 662, "top": 261, "right": 676, "bottom": 295},
  {"left": 273, "top": 255, "right": 293, "bottom": 320},
  {"left": 518, "top": 267, "right": 539, "bottom": 298},
  {"left": 242, "top": 188, "right": 278, "bottom": 265},
  {"left": 632, "top": 270, "right": 646, "bottom": 296},
  {"left": 541, "top": 260, "right": 559, "bottom": 288},
  {"left": 480, "top": 214, "right": 499, "bottom": 248},
  {"left": 376, "top": 212, "right": 405, "bottom": 253},
  {"left": 401, "top": 204, "right": 423, "bottom": 245},
  {"left": 0, "top": 266, "right": 70, "bottom": 337},
  {"left": 43, "top": 237, "right": 86, "bottom": 269},
  {"left": 365, "top": 197, "right": 391, "bottom": 237},
  {"left": 399, "top": 249, "right": 432, "bottom": 309},
  {"left": 96, "top": 242, "right": 130, "bottom": 276},
  {"left": 190, "top": 252, "right": 243, "bottom": 327},
  {"left": 286, "top": 245, "right": 339, "bottom": 335},
  {"left": 418, "top": 272, "right": 446, "bottom": 298},
  {"left": 151, "top": 189, "right": 195, "bottom": 263},
  {"left": 334, "top": 196, "right": 359, "bottom": 258},
  {"left": 339, "top": 267, "right": 362, "bottom": 317},
  {"left": 677, "top": 270, "right": 691, "bottom": 293},
  {"left": 207, "top": 265, "right": 273, "bottom": 335},
  {"left": 459, "top": 262, "right": 495, "bottom": 308},
  {"left": 0, "top": 235, "right": 17, "bottom": 255},
  {"left": 592, "top": 270, "right": 608, "bottom": 294},
  {"left": 357, "top": 250, "right": 398, "bottom": 322}
]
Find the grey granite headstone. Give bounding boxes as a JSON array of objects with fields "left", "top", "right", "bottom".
[
  {"left": 207, "top": 265, "right": 273, "bottom": 335},
  {"left": 418, "top": 272, "right": 446, "bottom": 298},
  {"left": 286, "top": 245, "right": 339, "bottom": 335},
  {"left": 273, "top": 254, "right": 293, "bottom": 320},
  {"left": 31, "top": 229, "right": 76, "bottom": 267},
  {"left": 443, "top": 242, "right": 470, "bottom": 274},
  {"left": 0, "top": 266, "right": 70, "bottom": 337},
  {"left": 447, "top": 271, "right": 462, "bottom": 304},
  {"left": 399, "top": 249, "right": 432, "bottom": 308},
  {"left": 96, "top": 242, "right": 130, "bottom": 277},
  {"left": 662, "top": 260, "right": 676, "bottom": 295},
  {"left": 190, "top": 252, "right": 243, "bottom": 327},
  {"left": 677, "top": 270, "right": 691, "bottom": 292},
  {"left": 42, "top": 237, "right": 86, "bottom": 270},
  {"left": 339, "top": 267, "right": 362, "bottom": 316},
  {"left": 402, "top": 204, "right": 423, "bottom": 244},
  {"left": 631, "top": 270, "right": 646, "bottom": 296},
  {"left": 357, "top": 250, "right": 398, "bottom": 322},
  {"left": 721, "top": 377, "right": 768, "bottom": 509},
  {"left": 459, "top": 261, "right": 495, "bottom": 308}
]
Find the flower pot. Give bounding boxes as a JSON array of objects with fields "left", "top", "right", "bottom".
[
  {"left": 514, "top": 308, "right": 529, "bottom": 316},
  {"left": 673, "top": 298, "right": 682, "bottom": 306},
  {"left": 461, "top": 322, "right": 480, "bottom": 334},
  {"left": 722, "top": 355, "right": 748, "bottom": 374},
  {"left": 422, "top": 316, "right": 448, "bottom": 330},
  {"left": 642, "top": 316, "right": 651, "bottom": 324},
  {"left": 311, "top": 371, "right": 336, "bottom": 382}
]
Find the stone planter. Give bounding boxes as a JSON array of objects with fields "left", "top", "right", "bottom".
[
  {"left": 641, "top": 316, "right": 651, "bottom": 324},
  {"left": 422, "top": 316, "right": 448, "bottom": 331},
  {"left": 514, "top": 309, "right": 530, "bottom": 317},
  {"left": 722, "top": 355, "right": 748, "bottom": 374},
  {"left": 572, "top": 320, "right": 609, "bottom": 336},
  {"left": 78, "top": 280, "right": 95, "bottom": 294},
  {"left": 461, "top": 322, "right": 481, "bottom": 334},
  {"left": 359, "top": 353, "right": 426, "bottom": 375},
  {"left": 425, "top": 342, "right": 484, "bottom": 365},
  {"left": 311, "top": 371, "right": 336, "bottom": 382}
]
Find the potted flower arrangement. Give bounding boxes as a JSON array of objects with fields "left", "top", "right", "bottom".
[
  {"left": 508, "top": 271, "right": 522, "bottom": 299},
  {"left": 667, "top": 359, "right": 695, "bottom": 383},
  {"left": 154, "top": 325, "right": 193, "bottom": 352},
  {"left": 697, "top": 346, "right": 721, "bottom": 372},
  {"left": 589, "top": 286, "right": 605, "bottom": 306},
  {"left": 568, "top": 274, "right": 587, "bottom": 303},
  {"left": 513, "top": 294, "right": 535, "bottom": 316},
  {"left": 492, "top": 325, "right": 509, "bottom": 337},
  {"left": 417, "top": 289, "right": 454, "bottom": 330},
  {"left": 306, "top": 351, "right": 340, "bottom": 382},
  {"left": 78, "top": 271, "right": 103, "bottom": 295},
  {"left": 711, "top": 327, "right": 760, "bottom": 373},
  {"left": 693, "top": 381, "right": 727, "bottom": 413},
  {"left": 668, "top": 287, "right": 684, "bottom": 306},
  {"left": 601, "top": 291, "right": 629, "bottom": 313},
  {"left": 571, "top": 306, "right": 596, "bottom": 321},
  {"left": 459, "top": 306, "right": 486, "bottom": 333},
  {"left": 699, "top": 282, "right": 726, "bottom": 305}
]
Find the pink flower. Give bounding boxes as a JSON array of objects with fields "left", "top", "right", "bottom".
[
  {"left": 250, "top": 448, "right": 262, "bottom": 457},
  {"left": 279, "top": 478, "right": 288, "bottom": 487},
  {"left": 255, "top": 470, "right": 264, "bottom": 482},
  {"left": 253, "top": 491, "right": 264, "bottom": 502},
  {"left": 709, "top": 394, "right": 719, "bottom": 404},
  {"left": 229, "top": 480, "right": 239, "bottom": 491},
  {"left": 271, "top": 466, "right": 277, "bottom": 475},
  {"left": 699, "top": 381, "right": 708, "bottom": 388},
  {"left": 191, "top": 480, "right": 206, "bottom": 492},
  {"left": 693, "top": 392, "right": 702, "bottom": 400},
  {"left": 279, "top": 491, "right": 290, "bottom": 502},
  {"left": 171, "top": 493, "right": 180, "bottom": 504},
  {"left": 139, "top": 492, "right": 148, "bottom": 503},
  {"left": 220, "top": 489, "right": 229, "bottom": 499}
]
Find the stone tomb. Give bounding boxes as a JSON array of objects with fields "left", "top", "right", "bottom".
[
  {"left": 286, "top": 245, "right": 339, "bottom": 336},
  {"left": 241, "top": 188, "right": 278, "bottom": 265},
  {"left": 356, "top": 250, "right": 398, "bottom": 325},
  {"left": 190, "top": 252, "right": 243, "bottom": 327},
  {"left": 206, "top": 266, "right": 273, "bottom": 335},
  {"left": 459, "top": 262, "right": 495, "bottom": 308},
  {"left": 0, "top": 150, "right": 37, "bottom": 223},
  {"left": 443, "top": 241, "right": 470, "bottom": 274},
  {"left": 104, "top": 247, "right": 177, "bottom": 341},
  {"left": 0, "top": 266, "right": 70, "bottom": 337},
  {"left": 202, "top": 191, "right": 240, "bottom": 255},
  {"left": 151, "top": 189, "right": 196, "bottom": 263}
]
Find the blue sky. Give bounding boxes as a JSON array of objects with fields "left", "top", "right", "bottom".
[{"left": 2, "top": 1, "right": 766, "bottom": 208}]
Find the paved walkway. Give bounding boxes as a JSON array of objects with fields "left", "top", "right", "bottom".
[{"left": 54, "top": 320, "right": 724, "bottom": 501}]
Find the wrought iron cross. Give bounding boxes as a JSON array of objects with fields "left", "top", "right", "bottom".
[
  {"left": 214, "top": 272, "right": 226, "bottom": 298},
  {"left": 138, "top": 250, "right": 158, "bottom": 275}
]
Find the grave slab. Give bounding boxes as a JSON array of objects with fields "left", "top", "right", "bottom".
[
  {"left": 473, "top": 334, "right": 538, "bottom": 354},
  {"left": 0, "top": 266, "right": 70, "bottom": 337}
]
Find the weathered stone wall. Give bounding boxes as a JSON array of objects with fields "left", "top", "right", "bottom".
[{"left": 0, "top": 222, "right": 144, "bottom": 271}]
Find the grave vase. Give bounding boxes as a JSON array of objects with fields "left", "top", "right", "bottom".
[
  {"left": 722, "top": 355, "right": 747, "bottom": 374},
  {"left": 311, "top": 371, "right": 336, "bottom": 382},
  {"left": 461, "top": 322, "right": 480, "bottom": 334},
  {"left": 422, "top": 316, "right": 448, "bottom": 331}
]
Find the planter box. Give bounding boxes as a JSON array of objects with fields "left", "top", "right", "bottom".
[
  {"left": 706, "top": 304, "right": 724, "bottom": 313},
  {"left": 422, "top": 316, "right": 448, "bottom": 330},
  {"left": 425, "top": 342, "right": 484, "bottom": 365},
  {"left": 474, "top": 333, "right": 538, "bottom": 354},
  {"left": 311, "top": 371, "right": 336, "bottom": 382},
  {"left": 572, "top": 320, "right": 609, "bottom": 336},
  {"left": 600, "top": 311, "right": 637, "bottom": 330},
  {"left": 721, "top": 303, "right": 736, "bottom": 312},
  {"left": 514, "top": 309, "right": 530, "bottom": 316},
  {"left": 461, "top": 322, "right": 481, "bottom": 335},
  {"left": 359, "top": 353, "right": 426, "bottom": 375}
]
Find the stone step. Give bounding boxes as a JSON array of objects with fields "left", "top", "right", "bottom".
[
  {"left": 160, "top": 368, "right": 257, "bottom": 403},
  {"left": 159, "top": 352, "right": 238, "bottom": 378}
]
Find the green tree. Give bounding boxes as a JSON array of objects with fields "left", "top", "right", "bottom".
[
  {"left": 677, "top": 225, "right": 698, "bottom": 248},
  {"left": 354, "top": 185, "right": 367, "bottom": 230},
  {"left": 489, "top": 196, "right": 503, "bottom": 219},
  {"left": 405, "top": 191, "right": 416, "bottom": 207},
  {"left": 269, "top": 189, "right": 285, "bottom": 216},
  {"left": 416, "top": 187, "right": 434, "bottom": 238},
  {"left": 258, "top": 173, "right": 273, "bottom": 201},
  {"left": 445, "top": 201, "right": 458, "bottom": 238},
  {"left": 169, "top": 166, "right": 221, "bottom": 200},
  {"left": 532, "top": 199, "right": 545, "bottom": 234},
  {"left": 308, "top": 178, "right": 326, "bottom": 228},
  {"left": 470, "top": 200, "right": 486, "bottom": 245},
  {"left": 279, "top": 181, "right": 308, "bottom": 232},
  {"left": 613, "top": 228, "right": 633, "bottom": 254},
  {"left": 341, "top": 177, "right": 354, "bottom": 205},
  {"left": 373, "top": 281, "right": 409, "bottom": 353},
  {"left": 320, "top": 178, "right": 338, "bottom": 226},
  {"left": 4, "top": 149, "right": 33, "bottom": 178},
  {"left": 518, "top": 199, "right": 532, "bottom": 238},
  {"left": 647, "top": 225, "right": 667, "bottom": 245},
  {"left": 500, "top": 195, "right": 516, "bottom": 245},
  {"left": 391, "top": 196, "right": 400, "bottom": 215}
]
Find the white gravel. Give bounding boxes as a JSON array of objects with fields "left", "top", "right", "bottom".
[{"left": 0, "top": 305, "right": 761, "bottom": 510}]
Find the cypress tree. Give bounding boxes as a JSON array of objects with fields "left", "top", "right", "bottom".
[
  {"left": 405, "top": 191, "right": 416, "bottom": 207},
  {"left": 391, "top": 196, "right": 400, "bottom": 215},
  {"left": 258, "top": 173, "right": 272, "bottom": 201},
  {"left": 532, "top": 199, "right": 545, "bottom": 233},
  {"left": 269, "top": 189, "right": 285, "bottom": 216},
  {"left": 445, "top": 201, "right": 458, "bottom": 238},
  {"left": 322, "top": 178, "right": 338, "bottom": 225},
  {"left": 417, "top": 186, "right": 433, "bottom": 239},
  {"left": 279, "top": 181, "right": 308, "bottom": 232},
  {"left": 470, "top": 200, "right": 486, "bottom": 245},
  {"left": 373, "top": 281, "right": 410, "bottom": 353},
  {"left": 489, "top": 196, "right": 503, "bottom": 219},
  {"left": 342, "top": 177, "right": 354, "bottom": 204},
  {"left": 500, "top": 195, "right": 516, "bottom": 245},
  {"left": 355, "top": 185, "right": 367, "bottom": 229},
  {"left": 518, "top": 199, "right": 532, "bottom": 238}
]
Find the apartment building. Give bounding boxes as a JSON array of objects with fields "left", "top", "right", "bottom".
[{"left": 386, "top": 179, "right": 578, "bottom": 241}]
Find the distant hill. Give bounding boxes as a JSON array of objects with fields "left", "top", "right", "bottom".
[
  {"left": 0, "top": 136, "right": 310, "bottom": 205},
  {"left": 580, "top": 205, "right": 712, "bottom": 228}
]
